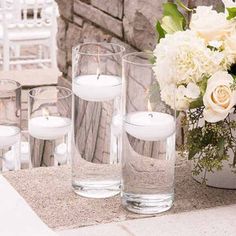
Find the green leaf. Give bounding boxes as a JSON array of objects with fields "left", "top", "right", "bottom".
[
  {"left": 176, "top": 0, "right": 193, "bottom": 12},
  {"left": 156, "top": 21, "right": 166, "bottom": 42},
  {"left": 144, "top": 50, "right": 157, "bottom": 64},
  {"left": 188, "top": 148, "right": 200, "bottom": 160},
  {"left": 155, "top": 3, "right": 186, "bottom": 41},
  {"left": 227, "top": 7, "right": 236, "bottom": 20},
  {"left": 198, "top": 77, "right": 208, "bottom": 96},
  {"left": 162, "top": 3, "right": 186, "bottom": 30},
  {"left": 189, "top": 98, "right": 204, "bottom": 109},
  {"left": 161, "top": 16, "right": 183, "bottom": 34}
]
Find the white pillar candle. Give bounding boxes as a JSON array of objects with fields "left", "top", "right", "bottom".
[
  {"left": 29, "top": 116, "right": 71, "bottom": 140},
  {"left": 125, "top": 112, "right": 175, "bottom": 141},
  {"left": 0, "top": 125, "right": 20, "bottom": 148},
  {"left": 73, "top": 75, "right": 122, "bottom": 102}
]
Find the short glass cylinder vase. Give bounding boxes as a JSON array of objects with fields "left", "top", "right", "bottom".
[
  {"left": 121, "top": 52, "right": 176, "bottom": 214},
  {"left": 72, "top": 42, "right": 125, "bottom": 198},
  {"left": 28, "top": 86, "right": 73, "bottom": 167},
  {"left": 0, "top": 79, "right": 21, "bottom": 172}
]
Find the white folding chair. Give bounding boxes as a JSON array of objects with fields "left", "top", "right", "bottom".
[{"left": 0, "top": 0, "right": 57, "bottom": 71}]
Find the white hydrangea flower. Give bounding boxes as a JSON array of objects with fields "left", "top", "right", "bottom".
[
  {"left": 185, "top": 83, "right": 200, "bottom": 99},
  {"left": 224, "top": 31, "right": 236, "bottom": 63},
  {"left": 153, "top": 31, "right": 228, "bottom": 87},
  {"left": 160, "top": 83, "right": 200, "bottom": 111}
]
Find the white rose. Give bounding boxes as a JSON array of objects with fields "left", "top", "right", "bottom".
[
  {"left": 190, "top": 6, "right": 233, "bottom": 42},
  {"left": 222, "top": 0, "right": 236, "bottom": 9},
  {"left": 203, "top": 71, "right": 236, "bottom": 123}
]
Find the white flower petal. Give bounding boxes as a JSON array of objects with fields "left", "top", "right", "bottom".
[
  {"left": 208, "top": 40, "right": 223, "bottom": 49},
  {"left": 185, "top": 83, "right": 200, "bottom": 99},
  {"left": 222, "top": 0, "right": 236, "bottom": 8},
  {"left": 203, "top": 108, "right": 228, "bottom": 123},
  {"left": 153, "top": 30, "right": 228, "bottom": 95},
  {"left": 190, "top": 6, "right": 233, "bottom": 43}
]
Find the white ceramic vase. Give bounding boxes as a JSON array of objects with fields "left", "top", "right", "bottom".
[
  {"left": 190, "top": 112, "right": 236, "bottom": 189},
  {"left": 192, "top": 151, "right": 236, "bottom": 189}
]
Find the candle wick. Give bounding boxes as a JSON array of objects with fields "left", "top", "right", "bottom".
[
  {"left": 148, "top": 113, "right": 153, "bottom": 118},
  {"left": 97, "top": 73, "right": 100, "bottom": 80}
]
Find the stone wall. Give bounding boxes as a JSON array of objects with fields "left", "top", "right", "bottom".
[
  {"left": 55, "top": 0, "right": 224, "bottom": 148},
  {"left": 56, "top": 0, "right": 223, "bottom": 80}
]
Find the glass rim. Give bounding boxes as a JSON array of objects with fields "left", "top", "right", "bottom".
[
  {"left": 122, "top": 52, "right": 154, "bottom": 67},
  {"left": 28, "top": 86, "right": 72, "bottom": 100},
  {"left": 72, "top": 42, "right": 126, "bottom": 57},
  {"left": 0, "top": 79, "right": 21, "bottom": 91}
]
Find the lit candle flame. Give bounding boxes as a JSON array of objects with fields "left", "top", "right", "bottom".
[
  {"left": 42, "top": 108, "right": 49, "bottom": 120},
  {"left": 148, "top": 99, "right": 152, "bottom": 112},
  {"left": 148, "top": 99, "right": 153, "bottom": 118},
  {"left": 96, "top": 67, "right": 100, "bottom": 80},
  {"left": 96, "top": 45, "right": 101, "bottom": 80}
]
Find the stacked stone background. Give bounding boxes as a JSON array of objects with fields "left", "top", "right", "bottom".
[
  {"left": 55, "top": 0, "right": 224, "bottom": 149},
  {"left": 56, "top": 0, "right": 224, "bottom": 80}
]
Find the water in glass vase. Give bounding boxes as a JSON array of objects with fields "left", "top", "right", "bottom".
[
  {"left": 122, "top": 131, "right": 176, "bottom": 214},
  {"left": 72, "top": 42, "right": 125, "bottom": 198},
  {"left": 0, "top": 125, "right": 21, "bottom": 172},
  {"left": 72, "top": 94, "right": 121, "bottom": 198},
  {"left": 29, "top": 133, "right": 71, "bottom": 167}
]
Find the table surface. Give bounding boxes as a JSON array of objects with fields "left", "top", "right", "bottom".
[{"left": 3, "top": 162, "right": 236, "bottom": 231}]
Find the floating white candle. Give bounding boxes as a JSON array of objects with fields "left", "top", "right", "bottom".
[
  {"left": 29, "top": 116, "right": 71, "bottom": 140},
  {"left": 54, "top": 143, "right": 68, "bottom": 164},
  {"left": 0, "top": 125, "right": 20, "bottom": 148},
  {"left": 3, "top": 142, "right": 30, "bottom": 170},
  {"left": 111, "top": 114, "right": 123, "bottom": 136},
  {"left": 73, "top": 75, "right": 122, "bottom": 102},
  {"left": 3, "top": 149, "right": 16, "bottom": 171},
  {"left": 125, "top": 112, "right": 175, "bottom": 141},
  {"left": 20, "top": 141, "right": 29, "bottom": 164}
]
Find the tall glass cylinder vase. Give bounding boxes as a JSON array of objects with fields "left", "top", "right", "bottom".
[
  {"left": 72, "top": 42, "right": 125, "bottom": 198},
  {"left": 121, "top": 52, "right": 176, "bottom": 214},
  {"left": 0, "top": 79, "right": 21, "bottom": 172},
  {"left": 28, "top": 86, "right": 73, "bottom": 167}
]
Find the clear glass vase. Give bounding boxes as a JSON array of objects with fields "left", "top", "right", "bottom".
[
  {"left": 28, "top": 86, "right": 73, "bottom": 167},
  {"left": 0, "top": 79, "right": 21, "bottom": 172},
  {"left": 72, "top": 42, "right": 125, "bottom": 198},
  {"left": 121, "top": 52, "right": 176, "bottom": 214}
]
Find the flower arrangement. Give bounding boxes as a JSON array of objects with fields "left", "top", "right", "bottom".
[{"left": 152, "top": 0, "right": 236, "bottom": 178}]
